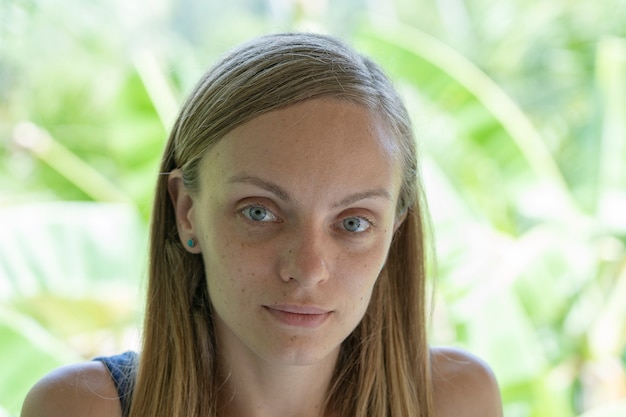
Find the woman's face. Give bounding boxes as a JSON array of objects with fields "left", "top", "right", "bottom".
[{"left": 173, "top": 98, "right": 404, "bottom": 368}]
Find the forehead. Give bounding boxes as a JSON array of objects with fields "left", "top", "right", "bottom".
[{"left": 199, "top": 99, "right": 402, "bottom": 195}]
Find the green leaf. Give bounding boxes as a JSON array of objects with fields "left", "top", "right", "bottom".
[
  {"left": 0, "top": 202, "right": 145, "bottom": 415},
  {"left": 0, "top": 307, "right": 80, "bottom": 416},
  {"left": 0, "top": 202, "right": 146, "bottom": 298}
]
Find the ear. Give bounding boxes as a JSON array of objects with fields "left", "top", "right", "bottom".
[{"left": 167, "top": 169, "right": 202, "bottom": 253}]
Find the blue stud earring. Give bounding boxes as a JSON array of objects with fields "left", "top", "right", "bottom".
[{"left": 187, "top": 238, "right": 195, "bottom": 248}]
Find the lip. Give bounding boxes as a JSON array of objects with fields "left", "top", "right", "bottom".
[
  {"left": 267, "top": 304, "right": 331, "bottom": 314},
  {"left": 263, "top": 304, "right": 332, "bottom": 328}
]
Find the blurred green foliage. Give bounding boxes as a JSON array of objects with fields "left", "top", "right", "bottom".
[{"left": 1, "top": 0, "right": 625, "bottom": 416}]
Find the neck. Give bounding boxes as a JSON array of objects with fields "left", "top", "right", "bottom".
[{"left": 216, "top": 343, "right": 339, "bottom": 417}]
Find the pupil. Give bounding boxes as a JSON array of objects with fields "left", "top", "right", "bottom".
[
  {"left": 251, "top": 207, "right": 266, "bottom": 221},
  {"left": 344, "top": 218, "right": 360, "bottom": 231}
]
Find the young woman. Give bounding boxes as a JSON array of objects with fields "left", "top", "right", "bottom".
[{"left": 21, "top": 32, "right": 502, "bottom": 417}]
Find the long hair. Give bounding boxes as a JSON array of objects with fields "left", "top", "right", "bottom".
[{"left": 129, "top": 32, "right": 434, "bottom": 417}]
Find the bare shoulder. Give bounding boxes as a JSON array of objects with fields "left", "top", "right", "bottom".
[
  {"left": 21, "top": 361, "right": 121, "bottom": 417},
  {"left": 431, "top": 346, "right": 503, "bottom": 417}
]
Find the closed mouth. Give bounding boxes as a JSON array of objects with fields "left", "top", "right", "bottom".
[
  {"left": 263, "top": 305, "right": 332, "bottom": 327},
  {"left": 265, "top": 304, "right": 331, "bottom": 315}
]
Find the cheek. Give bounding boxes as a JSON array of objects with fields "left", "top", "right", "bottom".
[
  {"left": 202, "top": 228, "right": 275, "bottom": 297},
  {"left": 339, "top": 238, "right": 391, "bottom": 307}
]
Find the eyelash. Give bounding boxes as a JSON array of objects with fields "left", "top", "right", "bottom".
[
  {"left": 240, "top": 204, "right": 278, "bottom": 223},
  {"left": 239, "top": 204, "right": 376, "bottom": 234},
  {"left": 340, "top": 215, "right": 375, "bottom": 233}
]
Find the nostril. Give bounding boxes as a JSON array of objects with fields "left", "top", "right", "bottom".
[{"left": 279, "top": 240, "right": 329, "bottom": 286}]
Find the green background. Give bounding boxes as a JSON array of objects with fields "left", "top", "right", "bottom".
[{"left": 1, "top": 0, "right": 625, "bottom": 416}]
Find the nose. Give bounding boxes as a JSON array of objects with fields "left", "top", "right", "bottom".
[{"left": 279, "top": 226, "right": 330, "bottom": 287}]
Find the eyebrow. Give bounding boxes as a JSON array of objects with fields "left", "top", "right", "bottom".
[
  {"left": 332, "top": 189, "right": 393, "bottom": 208},
  {"left": 227, "top": 174, "right": 393, "bottom": 208},
  {"left": 227, "top": 175, "right": 292, "bottom": 201}
]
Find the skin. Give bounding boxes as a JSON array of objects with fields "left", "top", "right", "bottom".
[
  {"left": 21, "top": 99, "right": 503, "bottom": 417},
  {"left": 21, "top": 348, "right": 502, "bottom": 417},
  {"left": 170, "top": 99, "right": 404, "bottom": 416},
  {"left": 182, "top": 99, "right": 403, "bottom": 368}
]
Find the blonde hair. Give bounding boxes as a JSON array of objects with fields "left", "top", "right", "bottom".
[{"left": 130, "top": 32, "right": 434, "bottom": 417}]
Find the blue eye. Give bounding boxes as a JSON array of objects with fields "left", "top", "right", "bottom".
[
  {"left": 342, "top": 217, "right": 370, "bottom": 233},
  {"left": 242, "top": 205, "right": 277, "bottom": 222}
]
